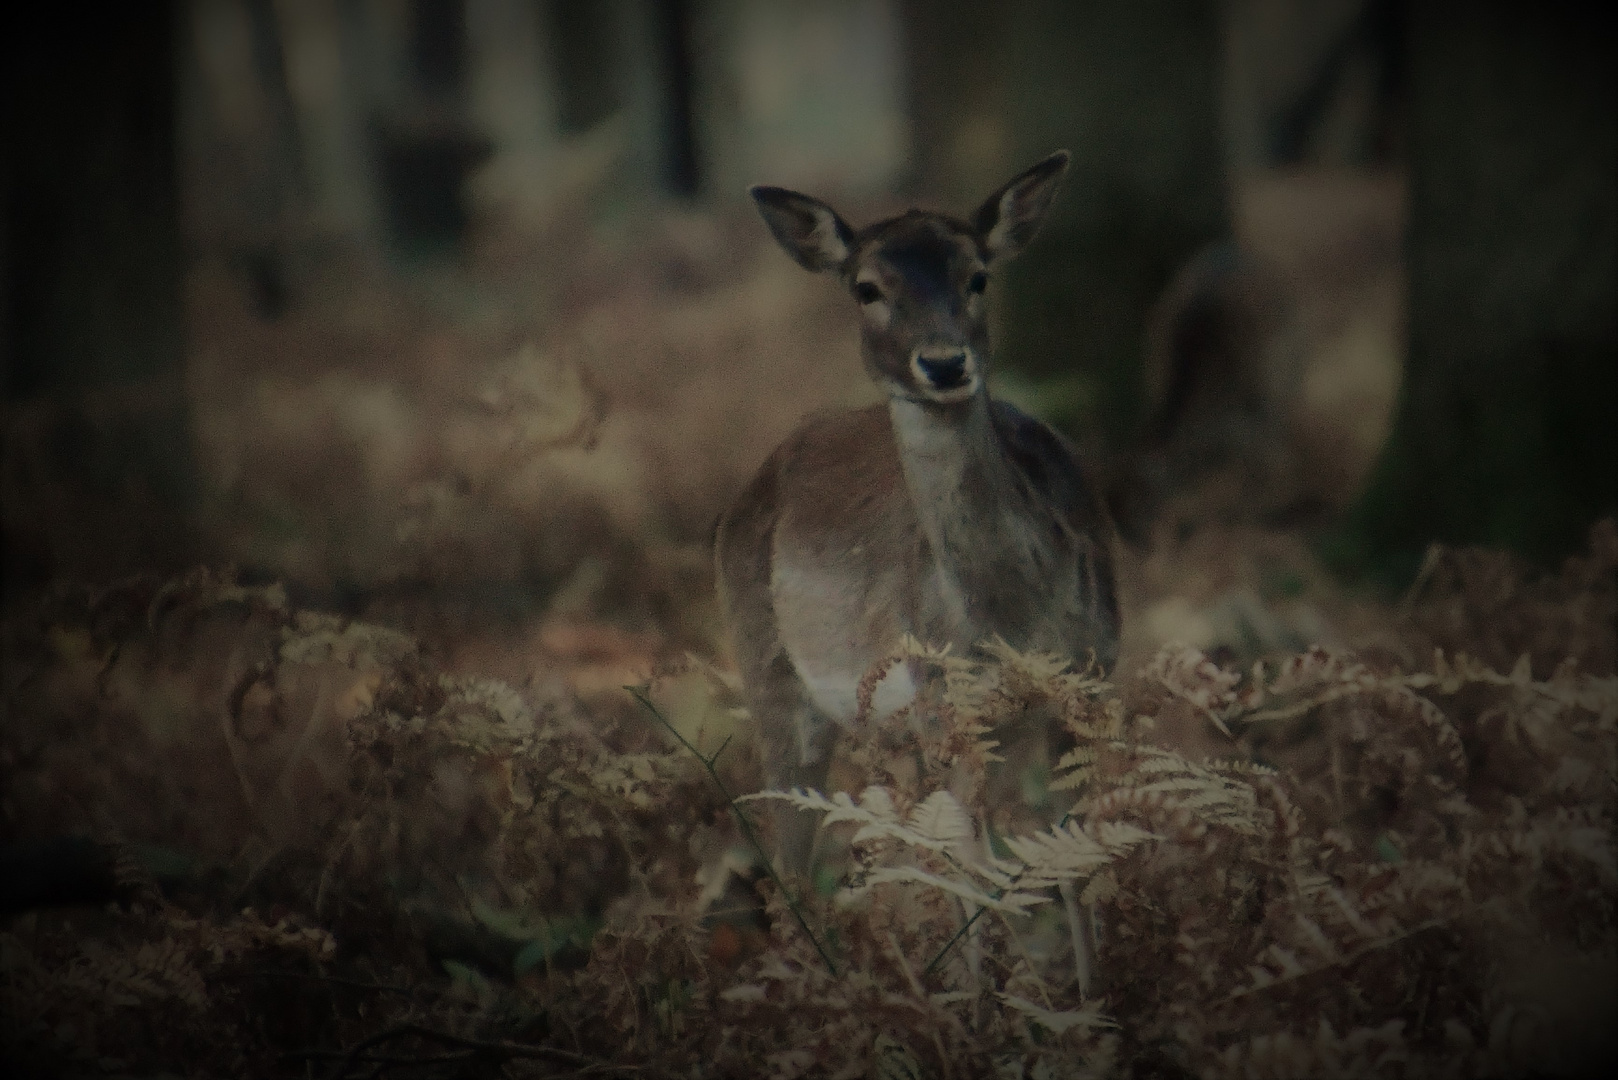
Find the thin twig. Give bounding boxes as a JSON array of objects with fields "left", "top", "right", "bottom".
[
  {"left": 924, "top": 812, "right": 1073, "bottom": 976},
  {"left": 626, "top": 684, "right": 838, "bottom": 976},
  {"left": 1223, "top": 917, "right": 1456, "bottom": 1001},
  {"left": 1398, "top": 543, "right": 1445, "bottom": 614},
  {"left": 317, "top": 1022, "right": 636, "bottom": 1080},
  {"left": 323, "top": 1024, "right": 416, "bottom": 1080},
  {"left": 283, "top": 1047, "right": 475, "bottom": 1065},
  {"left": 889, "top": 930, "right": 954, "bottom": 1080},
  {"left": 230, "top": 968, "right": 416, "bottom": 995}
]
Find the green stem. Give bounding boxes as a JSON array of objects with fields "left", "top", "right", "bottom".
[
  {"left": 627, "top": 685, "right": 838, "bottom": 976},
  {"left": 923, "top": 811, "right": 1074, "bottom": 976}
]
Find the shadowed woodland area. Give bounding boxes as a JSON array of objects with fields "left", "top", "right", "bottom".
[{"left": 1, "top": 1, "right": 1614, "bottom": 1077}]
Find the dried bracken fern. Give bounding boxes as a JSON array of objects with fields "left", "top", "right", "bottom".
[{"left": 2, "top": 523, "right": 1615, "bottom": 1076}]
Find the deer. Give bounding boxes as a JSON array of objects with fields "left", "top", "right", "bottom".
[{"left": 715, "top": 151, "right": 1122, "bottom": 891}]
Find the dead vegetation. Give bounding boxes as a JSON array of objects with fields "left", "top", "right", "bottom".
[{"left": 3, "top": 520, "right": 1613, "bottom": 1078}]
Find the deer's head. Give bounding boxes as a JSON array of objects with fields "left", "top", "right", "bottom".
[{"left": 752, "top": 152, "right": 1070, "bottom": 406}]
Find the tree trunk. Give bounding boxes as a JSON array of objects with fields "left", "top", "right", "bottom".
[
  {"left": 897, "top": 0, "right": 1010, "bottom": 206},
  {"left": 993, "top": 0, "right": 1228, "bottom": 453},
  {"left": 1338, "top": 2, "right": 1616, "bottom": 584},
  {"left": 2, "top": 3, "right": 196, "bottom": 592}
]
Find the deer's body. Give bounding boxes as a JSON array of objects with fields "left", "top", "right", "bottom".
[{"left": 716, "top": 154, "right": 1120, "bottom": 870}]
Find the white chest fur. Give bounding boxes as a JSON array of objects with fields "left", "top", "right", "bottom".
[{"left": 770, "top": 545, "right": 919, "bottom": 729}]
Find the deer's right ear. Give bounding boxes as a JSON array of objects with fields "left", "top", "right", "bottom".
[
  {"left": 973, "top": 150, "right": 1070, "bottom": 264},
  {"left": 750, "top": 186, "right": 854, "bottom": 273}
]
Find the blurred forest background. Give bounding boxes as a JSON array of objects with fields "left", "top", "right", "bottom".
[
  {"left": 2, "top": 3, "right": 1616, "bottom": 1077},
  {"left": 2, "top": 0, "right": 1613, "bottom": 655}
]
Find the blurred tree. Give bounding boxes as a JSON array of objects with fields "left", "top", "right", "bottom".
[
  {"left": 697, "top": 0, "right": 908, "bottom": 201},
  {"left": 914, "top": 0, "right": 1229, "bottom": 454},
  {"left": 1262, "top": 0, "right": 1405, "bottom": 168},
  {"left": 549, "top": 0, "right": 623, "bottom": 135},
  {"left": 465, "top": 0, "right": 559, "bottom": 233},
  {"left": 373, "top": 0, "right": 493, "bottom": 256},
  {"left": 1333, "top": 1, "right": 1617, "bottom": 585},
  {"left": 899, "top": 0, "right": 1009, "bottom": 205},
  {"left": 3, "top": 5, "right": 184, "bottom": 397},
  {"left": 2, "top": 2, "right": 197, "bottom": 590},
  {"left": 654, "top": 0, "right": 700, "bottom": 197},
  {"left": 179, "top": 0, "right": 307, "bottom": 316},
  {"left": 274, "top": 0, "right": 382, "bottom": 252}
]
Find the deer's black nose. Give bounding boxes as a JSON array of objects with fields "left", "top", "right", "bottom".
[{"left": 917, "top": 353, "right": 969, "bottom": 389}]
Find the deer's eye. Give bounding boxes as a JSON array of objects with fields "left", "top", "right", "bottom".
[
  {"left": 968, "top": 271, "right": 989, "bottom": 294},
  {"left": 854, "top": 281, "right": 883, "bottom": 305}
]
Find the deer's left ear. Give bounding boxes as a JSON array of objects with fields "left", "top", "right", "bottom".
[
  {"left": 972, "top": 150, "right": 1070, "bottom": 264},
  {"left": 750, "top": 186, "right": 855, "bottom": 273}
]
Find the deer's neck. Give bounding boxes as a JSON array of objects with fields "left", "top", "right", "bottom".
[{"left": 888, "top": 392, "right": 1050, "bottom": 640}]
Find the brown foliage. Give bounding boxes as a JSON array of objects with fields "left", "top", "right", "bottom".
[{"left": 2, "top": 525, "right": 1614, "bottom": 1077}]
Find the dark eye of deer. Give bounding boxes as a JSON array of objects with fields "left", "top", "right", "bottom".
[
  {"left": 968, "top": 271, "right": 988, "bottom": 294},
  {"left": 854, "top": 281, "right": 883, "bottom": 305}
]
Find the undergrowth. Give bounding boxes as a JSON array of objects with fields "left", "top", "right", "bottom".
[{"left": 2, "top": 524, "right": 1614, "bottom": 1078}]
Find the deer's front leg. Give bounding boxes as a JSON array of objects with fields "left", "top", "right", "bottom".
[{"left": 755, "top": 652, "right": 838, "bottom": 878}]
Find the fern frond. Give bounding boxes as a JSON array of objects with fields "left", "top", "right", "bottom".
[
  {"left": 1092, "top": 820, "right": 1159, "bottom": 854},
  {"left": 743, "top": 786, "right": 978, "bottom": 858},
  {"left": 906, "top": 790, "right": 975, "bottom": 851},
  {"left": 862, "top": 866, "right": 1048, "bottom": 914},
  {"left": 998, "top": 994, "right": 1118, "bottom": 1034},
  {"left": 999, "top": 820, "right": 1142, "bottom": 889}
]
